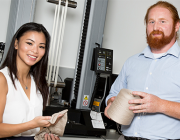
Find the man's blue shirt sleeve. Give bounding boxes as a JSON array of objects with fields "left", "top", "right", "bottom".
[{"left": 105, "top": 61, "right": 128, "bottom": 106}]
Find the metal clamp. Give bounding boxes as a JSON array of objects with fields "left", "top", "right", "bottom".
[{"left": 47, "top": 0, "right": 77, "bottom": 8}]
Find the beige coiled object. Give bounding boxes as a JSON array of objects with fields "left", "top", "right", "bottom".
[
  {"left": 107, "top": 89, "right": 140, "bottom": 125},
  {"left": 34, "top": 109, "right": 68, "bottom": 140}
]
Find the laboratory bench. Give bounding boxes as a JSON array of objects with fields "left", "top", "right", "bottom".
[{"left": 60, "top": 129, "right": 121, "bottom": 140}]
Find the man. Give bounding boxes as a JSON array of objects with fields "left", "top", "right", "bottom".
[{"left": 105, "top": 1, "right": 180, "bottom": 140}]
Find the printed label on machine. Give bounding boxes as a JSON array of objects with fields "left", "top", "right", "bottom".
[
  {"left": 83, "top": 95, "right": 89, "bottom": 106},
  {"left": 93, "top": 101, "right": 100, "bottom": 106}
]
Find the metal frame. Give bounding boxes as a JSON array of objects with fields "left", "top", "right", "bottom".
[{"left": 47, "top": 0, "right": 77, "bottom": 8}]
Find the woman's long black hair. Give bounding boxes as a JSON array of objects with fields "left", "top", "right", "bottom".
[{"left": 1, "top": 22, "right": 50, "bottom": 110}]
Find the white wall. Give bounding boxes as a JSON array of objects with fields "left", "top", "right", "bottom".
[
  {"left": 1, "top": 0, "right": 180, "bottom": 75},
  {"left": 102, "top": 0, "right": 180, "bottom": 74},
  {"left": 0, "top": 0, "right": 11, "bottom": 42},
  {"left": 34, "top": 0, "right": 85, "bottom": 69}
]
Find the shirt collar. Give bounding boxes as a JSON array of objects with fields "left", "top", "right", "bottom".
[{"left": 139, "top": 41, "right": 180, "bottom": 59}]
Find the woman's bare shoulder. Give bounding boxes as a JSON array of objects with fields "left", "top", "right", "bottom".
[
  {"left": 0, "top": 72, "right": 7, "bottom": 82},
  {"left": 0, "top": 72, "right": 8, "bottom": 93}
]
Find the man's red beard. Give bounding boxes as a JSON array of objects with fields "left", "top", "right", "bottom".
[{"left": 146, "top": 26, "right": 176, "bottom": 50}]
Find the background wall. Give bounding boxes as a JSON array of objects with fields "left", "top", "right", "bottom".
[
  {"left": 0, "top": 0, "right": 11, "bottom": 42},
  {"left": 33, "top": 0, "right": 180, "bottom": 75},
  {"left": 102, "top": 0, "right": 180, "bottom": 74},
  {"left": 1, "top": 0, "right": 180, "bottom": 75},
  {"left": 34, "top": 0, "right": 85, "bottom": 70}
]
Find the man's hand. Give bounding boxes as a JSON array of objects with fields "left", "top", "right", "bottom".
[
  {"left": 104, "top": 96, "right": 116, "bottom": 119},
  {"left": 128, "top": 91, "right": 162, "bottom": 113}
]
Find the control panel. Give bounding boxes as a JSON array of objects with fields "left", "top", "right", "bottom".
[
  {"left": 89, "top": 47, "right": 113, "bottom": 111},
  {"left": 94, "top": 48, "right": 113, "bottom": 74}
]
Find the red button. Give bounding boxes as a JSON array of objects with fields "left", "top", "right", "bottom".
[{"left": 98, "top": 63, "right": 101, "bottom": 66}]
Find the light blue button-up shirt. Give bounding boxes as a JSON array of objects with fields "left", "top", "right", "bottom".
[{"left": 106, "top": 41, "right": 180, "bottom": 139}]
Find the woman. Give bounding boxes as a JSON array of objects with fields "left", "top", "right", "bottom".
[{"left": 0, "top": 22, "right": 60, "bottom": 140}]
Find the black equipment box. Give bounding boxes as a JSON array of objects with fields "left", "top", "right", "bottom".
[{"left": 43, "top": 106, "right": 106, "bottom": 137}]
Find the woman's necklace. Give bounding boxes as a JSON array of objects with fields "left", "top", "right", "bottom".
[
  {"left": 19, "top": 76, "right": 29, "bottom": 90},
  {"left": 22, "top": 79, "right": 28, "bottom": 90},
  {"left": 24, "top": 82, "right": 28, "bottom": 90}
]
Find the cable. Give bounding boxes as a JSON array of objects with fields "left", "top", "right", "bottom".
[
  {"left": 50, "top": 71, "right": 63, "bottom": 82},
  {"left": 58, "top": 74, "right": 63, "bottom": 82},
  {"left": 89, "top": 73, "right": 100, "bottom": 108},
  {"left": 116, "top": 123, "right": 122, "bottom": 135}
]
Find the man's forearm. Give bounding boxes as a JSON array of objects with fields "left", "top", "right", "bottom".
[{"left": 159, "top": 99, "right": 180, "bottom": 119}]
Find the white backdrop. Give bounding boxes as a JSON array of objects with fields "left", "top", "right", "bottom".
[
  {"left": 34, "top": 0, "right": 85, "bottom": 69},
  {"left": 102, "top": 0, "right": 180, "bottom": 74},
  {"left": 1, "top": 0, "right": 180, "bottom": 74},
  {"left": 0, "top": 0, "right": 11, "bottom": 42}
]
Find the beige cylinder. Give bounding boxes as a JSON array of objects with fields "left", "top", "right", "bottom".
[{"left": 107, "top": 89, "right": 140, "bottom": 125}]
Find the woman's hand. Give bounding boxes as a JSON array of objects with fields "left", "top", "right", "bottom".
[
  {"left": 31, "top": 116, "right": 52, "bottom": 128},
  {"left": 45, "top": 133, "right": 60, "bottom": 140}
]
